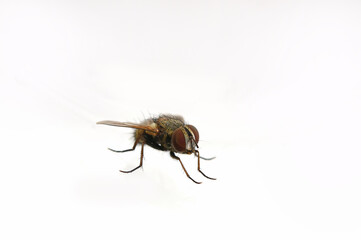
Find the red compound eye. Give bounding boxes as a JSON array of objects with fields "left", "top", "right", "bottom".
[
  {"left": 186, "top": 125, "right": 199, "bottom": 143},
  {"left": 171, "top": 128, "right": 186, "bottom": 152}
]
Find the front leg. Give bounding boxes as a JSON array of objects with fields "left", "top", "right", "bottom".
[
  {"left": 170, "top": 152, "right": 201, "bottom": 184},
  {"left": 195, "top": 150, "right": 216, "bottom": 180}
]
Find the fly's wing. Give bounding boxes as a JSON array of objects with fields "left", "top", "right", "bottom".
[{"left": 97, "top": 120, "right": 159, "bottom": 134}]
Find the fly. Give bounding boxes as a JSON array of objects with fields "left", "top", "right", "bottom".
[{"left": 97, "top": 114, "right": 216, "bottom": 184}]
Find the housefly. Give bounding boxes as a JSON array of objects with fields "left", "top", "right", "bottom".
[{"left": 97, "top": 114, "right": 215, "bottom": 184}]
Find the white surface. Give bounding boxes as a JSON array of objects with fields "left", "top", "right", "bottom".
[{"left": 1, "top": 1, "right": 361, "bottom": 239}]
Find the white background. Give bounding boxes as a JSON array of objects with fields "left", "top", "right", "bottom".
[{"left": 1, "top": 1, "right": 361, "bottom": 239}]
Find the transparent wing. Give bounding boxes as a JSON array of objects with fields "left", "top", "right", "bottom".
[{"left": 96, "top": 120, "right": 159, "bottom": 133}]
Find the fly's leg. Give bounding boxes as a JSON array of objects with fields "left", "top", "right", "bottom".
[
  {"left": 199, "top": 156, "right": 216, "bottom": 160},
  {"left": 108, "top": 139, "right": 139, "bottom": 153},
  {"left": 119, "top": 142, "right": 144, "bottom": 173},
  {"left": 170, "top": 152, "right": 201, "bottom": 184},
  {"left": 195, "top": 150, "right": 216, "bottom": 180},
  {"left": 192, "top": 138, "right": 215, "bottom": 160}
]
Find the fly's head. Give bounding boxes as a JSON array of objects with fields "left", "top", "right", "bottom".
[{"left": 171, "top": 125, "right": 199, "bottom": 154}]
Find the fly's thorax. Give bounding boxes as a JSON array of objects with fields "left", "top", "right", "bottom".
[{"left": 156, "top": 116, "right": 184, "bottom": 132}]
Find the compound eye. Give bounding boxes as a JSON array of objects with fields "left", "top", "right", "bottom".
[
  {"left": 171, "top": 128, "right": 186, "bottom": 152},
  {"left": 186, "top": 125, "right": 199, "bottom": 143}
]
